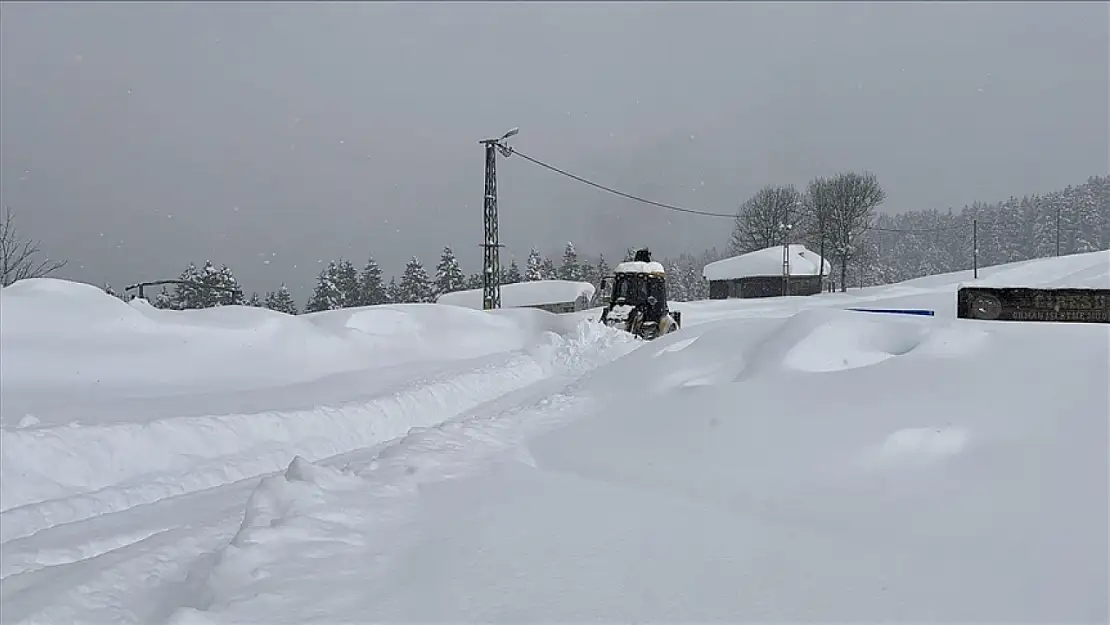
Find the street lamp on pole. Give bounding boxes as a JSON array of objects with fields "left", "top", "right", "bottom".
[{"left": 780, "top": 221, "right": 793, "bottom": 297}]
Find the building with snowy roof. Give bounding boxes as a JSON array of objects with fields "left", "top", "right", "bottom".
[
  {"left": 702, "top": 244, "right": 831, "bottom": 299},
  {"left": 435, "top": 279, "right": 597, "bottom": 313}
]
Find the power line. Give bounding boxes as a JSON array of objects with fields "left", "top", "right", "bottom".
[
  {"left": 506, "top": 147, "right": 736, "bottom": 219},
  {"left": 505, "top": 145, "right": 981, "bottom": 235}
]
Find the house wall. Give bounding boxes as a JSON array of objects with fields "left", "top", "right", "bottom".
[{"left": 708, "top": 275, "right": 822, "bottom": 299}]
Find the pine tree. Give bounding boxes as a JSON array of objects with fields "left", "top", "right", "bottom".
[
  {"left": 246, "top": 292, "right": 263, "bottom": 307},
  {"left": 357, "top": 256, "right": 388, "bottom": 306},
  {"left": 170, "top": 262, "right": 202, "bottom": 309},
  {"left": 335, "top": 259, "right": 361, "bottom": 307},
  {"left": 540, "top": 257, "right": 557, "bottom": 280},
  {"left": 502, "top": 259, "right": 522, "bottom": 284},
  {"left": 153, "top": 287, "right": 173, "bottom": 309},
  {"left": 595, "top": 254, "right": 611, "bottom": 283},
  {"left": 305, "top": 262, "right": 343, "bottom": 312},
  {"left": 398, "top": 256, "right": 434, "bottom": 303},
  {"left": 667, "top": 261, "right": 687, "bottom": 301},
  {"left": 434, "top": 246, "right": 466, "bottom": 297},
  {"left": 385, "top": 277, "right": 401, "bottom": 304},
  {"left": 525, "top": 248, "right": 544, "bottom": 281},
  {"left": 559, "top": 242, "right": 581, "bottom": 281},
  {"left": 465, "top": 272, "right": 484, "bottom": 290},
  {"left": 170, "top": 260, "right": 243, "bottom": 309},
  {"left": 265, "top": 283, "right": 299, "bottom": 314}
]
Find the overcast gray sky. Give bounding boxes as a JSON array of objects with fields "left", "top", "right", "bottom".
[{"left": 1, "top": 1, "right": 1106, "bottom": 298}]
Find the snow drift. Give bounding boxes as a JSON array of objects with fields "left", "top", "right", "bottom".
[
  {"left": 3, "top": 251, "right": 1108, "bottom": 624},
  {"left": 0, "top": 279, "right": 634, "bottom": 542},
  {"left": 175, "top": 251, "right": 1109, "bottom": 623}
]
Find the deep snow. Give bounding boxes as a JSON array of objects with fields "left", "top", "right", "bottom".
[{"left": 2, "top": 250, "right": 1107, "bottom": 623}]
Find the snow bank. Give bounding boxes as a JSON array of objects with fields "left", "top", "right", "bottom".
[
  {"left": 436, "top": 279, "right": 595, "bottom": 310},
  {"left": 703, "top": 243, "right": 830, "bottom": 280},
  {"left": 0, "top": 279, "right": 535, "bottom": 399},
  {"left": 178, "top": 251, "right": 1108, "bottom": 623},
  {"left": 0, "top": 278, "right": 629, "bottom": 540}
]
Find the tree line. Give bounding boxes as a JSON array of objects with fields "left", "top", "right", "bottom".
[
  {"left": 124, "top": 242, "right": 629, "bottom": 314},
  {"left": 726, "top": 172, "right": 1107, "bottom": 292},
  {"left": 5, "top": 174, "right": 1106, "bottom": 311},
  {"left": 86, "top": 173, "right": 1110, "bottom": 312}
]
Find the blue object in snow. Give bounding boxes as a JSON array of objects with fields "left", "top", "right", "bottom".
[{"left": 848, "top": 308, "right": 935, "bottom": 317}]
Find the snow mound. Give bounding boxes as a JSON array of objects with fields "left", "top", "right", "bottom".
[
  {"left": 0, "top": 279, "right": 632, "bottom": 542},
  {"left": 703, "top": 244, "right": 831, "bottom": 280}
]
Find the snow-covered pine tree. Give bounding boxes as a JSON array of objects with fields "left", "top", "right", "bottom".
[
  {"left": 153, "top": 287, "right": 173, "bottom": 309},
  {"left": 667, "top": 260, "right": 687, "bottom": 301},
  {"left": 246, "top": 292, "right": 263, "bottom": 307},
  {"left": 580, "top": 256, "right": 598, "bottom": 287},
  {"left": 559, "top": 242, "right": 581, "bottom": 281},
  {"left": 265, "top": 283, "right": 299, "bottom": 314},
  {"left": 385, "top": 277, "right": 401, "bottom": 304},
  {"left": 357, "top": 256, "right": 388, "bottom": 306},
  {"left": 1073, "top": 183, "right": 1103, "bottom": 253},
  {"left": 217, "top": 263, "right": 245, "bottom": 306},
  {"left": 465, "top": 273, "right": 483, "bottom": 290},
  {"left": 335, "top": 259, "right": 361, "bottom": 308},
  {"left": 434, "top": 246, "right": 466, "bottom": 297},
  {"left": 540, "top": 257, "right": 557, "bottom": 280},
  {"left": 305, "top": 262, "right": 344, "bottom": 312},
  {"left": 398, "top": 256, "right": 434, "bottom": 303},
  {"left": 179, "top": 261, "right": 244, "bottom": 307},
  {"left": 525, "top": 248, "right": 544, "bottom": 281},
  {"left": 502, "top": 259, "right": 522, "bottom": 284},
  {"left": 170, "top": 262, "right": 203, "bottom": 309},
  {"left": 595, "top": 254, "right": 610, "bottom": 282}
]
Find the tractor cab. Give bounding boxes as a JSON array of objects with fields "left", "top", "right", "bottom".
[{"left": 598, "top": 248, "right": 681, "bottom": 340}]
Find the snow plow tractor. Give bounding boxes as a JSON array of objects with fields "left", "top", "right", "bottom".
[{"left": 598, "top": 249, "right": 682, "bottom": 340}]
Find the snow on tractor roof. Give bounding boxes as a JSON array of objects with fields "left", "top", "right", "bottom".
[
  {"left": 703, "top": 244, "right": 830, "bottom": 281},
  {"left": 613, "top": 261, "right": 666, "bottom": 275},
  {"left": 436, "top": 279, "right": 596, "bottom": 310}
]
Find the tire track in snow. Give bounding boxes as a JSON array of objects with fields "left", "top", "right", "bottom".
[
  {"left": 0, "top": 321, "right": 637, "bottom": 625},
  {"left": 1, "top": 350, "right": 540, "bottom": 544}
]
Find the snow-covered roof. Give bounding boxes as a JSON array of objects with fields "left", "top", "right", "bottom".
[
  {"left": 436, "top": 280, "right": 596, "bottom": 310},
  {"left": 703, "top": 245, "right": 831, "bottom": 281},
  {"left": 613, "top": 261, "right": 666, "bottom": 275}
]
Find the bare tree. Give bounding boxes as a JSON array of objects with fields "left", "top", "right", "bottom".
[
  {"left": 730, "top": 184, "right": 804, "bottom": 255},
  {"left": 815, "top": 172, "right": 886, "bottom": 292},
  {"left": 800, "top": 176, "right": 835, "bottom": 290},
  {"left": 1, "top": 206, "right": 67, "bottom": 287}
]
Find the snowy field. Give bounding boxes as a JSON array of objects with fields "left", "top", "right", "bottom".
[{"left": 1, "top": 251, "right": 1107, "bottom": 623}]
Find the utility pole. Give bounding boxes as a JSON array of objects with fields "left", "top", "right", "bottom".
[
  {"left": 1055, "top": 201, "right": 1061, "bottom": 257},
  {"left": 477, "top": 128, "right": 518, "bottom": 310},
  {"left": 973, "top": 218, "right": 979, "bottom": 279}
]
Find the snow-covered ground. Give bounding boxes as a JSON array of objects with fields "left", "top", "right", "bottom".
[{"left": 2, "top": 251, "right": 1107, "bottom": 623}]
